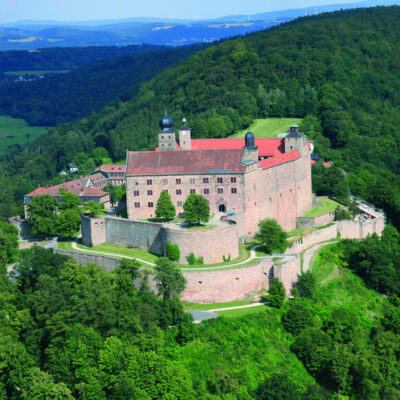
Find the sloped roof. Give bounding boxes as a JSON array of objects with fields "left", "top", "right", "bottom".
[
  {"left": 127, "top": 149, "right": 247, "bottom": 176},
  {"left": 25, "top": 173, "right": 109, "bottom": 198},
  {"left": 189, "top": 138, "right": 285, "bottom": 157},
  {"left": 97, "top": 164, "right": 126, "bottom": 173},
  {"left": 259, "top": 150, "right": 301, "bottom": 169}
]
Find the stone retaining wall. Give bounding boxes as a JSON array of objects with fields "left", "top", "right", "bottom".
[
  {"left": 296, "top": 212, "right": 335, "bottom": 229},
  {"left": 165, "top": 224, "right": 238, "bottom": 264},
  {"left": 105, "top": 216, "right": 165, "bottom": 255},
  {"left": 83, "top": 215, "right": 238, "bottom": 264},
  {"left": 55, "top": 249, "right": 120, "bottom": 272},
  {"left": 54, "top": 248, "right": 300, "bottom": 303},
  {"left": 287, "top": 216, "right": 385, "bottom": 254}
]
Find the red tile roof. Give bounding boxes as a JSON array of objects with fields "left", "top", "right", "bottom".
[
  {"left": 127, "top": 149, "right": 247, "bottom": 176},
  {"left": 25, "top": 173, "right": 109, "bottom": 198},
  {"left": 259, "top": 150, "right": 301, "bottom": 169},
  {"left": 97, "top": 164, "right": 126, "bottom": 173},
  {"left": 189, "top": 138, "right": 284, "bottom": 157}
]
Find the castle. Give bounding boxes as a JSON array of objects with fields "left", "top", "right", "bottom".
[
  {"left": 126, "top": 113, "right": 312, "bottom": 236},
  {"left": 62, "top": 114, "right": 385, "bottom": 302}
]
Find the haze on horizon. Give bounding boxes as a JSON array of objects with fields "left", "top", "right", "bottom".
[{"left": 0, "top": 0, "right": 385, "bottom": 24}]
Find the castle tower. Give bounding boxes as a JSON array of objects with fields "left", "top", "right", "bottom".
[
  {"left": 178, "top": 118, "right": 191, "bottom": 150},
  {"left": 158, "top": 112, "right": 176, "bottom": 151},
  {"left": 284, "top": 124, "right": 306, "bottom": 154},
  {"left": 240, "top": 131, "right": 259, "bottom": 165}
]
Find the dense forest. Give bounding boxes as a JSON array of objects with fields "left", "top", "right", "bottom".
[
  {"left": 0, "top": 44, "right": 207, "bottom": 125},
  {"left": 0, "top": 44, "right": 166, "bottom": 73},
  {"left": 3, "top": 226, "right": 400, "bottom": 398},
  {"left": 0, "top": 6, "right": 400, "bottom": 224}
]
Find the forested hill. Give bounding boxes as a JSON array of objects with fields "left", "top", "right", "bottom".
[
  {"left": 0, "top": 44, "right": 207, "bottom": 126},
  {"left": 0, "top": 44, "right": 165, "bottom": 73},
  {"left": 1, "top": 6, "right": 400, "bottom": 221}
]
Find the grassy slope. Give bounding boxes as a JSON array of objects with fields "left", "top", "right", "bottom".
[
  {"left": 175, "top": 242, "right": 386, "bottom": 396},
  {"left": 312, "top": 244, "right": 384, "bottom": 327},
  {"left": 0, "top": 115, "right": 50, "bottom": 153},
  {"left": 301, "top": 197, "right": 341, "bottom": 218},
  {"left": 230, "top": 118, "right": 303, "bottom": 138},
  {"left": 175, "top": 311, "right": 316, "bottom": 393}
]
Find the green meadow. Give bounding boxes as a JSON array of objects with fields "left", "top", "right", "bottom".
[
  {"left": 0, "top": 115, "right": 50, "bottom": 153},
  {"left": 230, "top": 118, "right": 303, "bottom": 138}
]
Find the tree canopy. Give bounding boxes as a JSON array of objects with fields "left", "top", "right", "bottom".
[
  {"left": 183, "top": 193, "right": 210, "bottom": 225},
  {"left": 155, "top": 190, "right": 176, "bottom": 220},
  {"left": 255, "top": 219, "right": 289, "bottom": 254}
]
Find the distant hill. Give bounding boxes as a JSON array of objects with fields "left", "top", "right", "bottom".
[
  {"left": 0, "top": 44, "right": 165, "bottom": 73},
  {"left": 0, "top": 21, "right": 280, "bottom": 50},
  {"left": 0, "top": 44, "right": 206, "bottom": 125},
  {"left": 215, "top": 0, "right": 400, "bottom": 21},
  {"left": 3, "top": 0, "right": 398, "bottom": 51}
]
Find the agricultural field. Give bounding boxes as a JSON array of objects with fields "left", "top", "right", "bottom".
[
  {"left": 0, "top": 115, "right": 50, "bottom": 153},
  {"left": 230, "top": 117, "right": 303, "bottom": 138}
]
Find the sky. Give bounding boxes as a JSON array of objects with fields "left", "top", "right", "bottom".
[{"left": 0, "top": 0, "right": 369, "bottom": 24}]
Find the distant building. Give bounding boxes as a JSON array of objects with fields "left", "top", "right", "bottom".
[
  {"left": 24, "top": 172, "right": 110, "bottom": 217},
  {"left": 68, "top": 163, "right": 79, "bottom": 173},
  {"left": 94, "top": 164, "right": 126, "bottom": 186}
]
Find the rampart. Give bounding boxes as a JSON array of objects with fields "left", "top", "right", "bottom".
[
  {"left": 105, "top": 216, "right": 165, "bottom": 255},
  {"left": 53, "top": 248, "right": 300, "bottom": 303},
  {"left": 181, "top": 255, "right": 300, "bottom": 303},
  {"left": 81, "top": 215, "right": 106, "bottom": 247},
  {"left": 77, "top": 203, "right": 385, "bottom": 303},
  {"left": 55, "top": 249, "right": 119, "bottom": 272},
  {"left": 82, "top": 215, "right": 239, "bottom": 264},
  {"left": 287, "top": 214, "right": 385, "bottom": 254},
  {"left": 164, "top": 224, "right": 238, "bottom": 264},
  {"left": 296, "top": 212, "right": 335, "bottom": 229}
]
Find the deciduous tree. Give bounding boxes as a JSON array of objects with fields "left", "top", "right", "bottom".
[
  {"left": 255, "top": 219, "right": 289, "bottom": 254},
  {"left": 183, "top": 193, "right": 210, "bottom": 225}
]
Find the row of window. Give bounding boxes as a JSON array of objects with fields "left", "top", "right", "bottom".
[
  {"left": 134, "top": 188, "right": 237, "bottom": 196},
  {"left": 144, "top": 177, "right": 237, "bottom": 186},
  {"left": 135, "top": 201, "right": 184, "bottom": 208}
]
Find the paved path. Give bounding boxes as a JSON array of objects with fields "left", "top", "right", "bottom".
[
  {"left": 70, "top": 240, "right": 265, "bottom": 271},
  {"left": 301, "top": 241, "right": 336, "bottom": 272}
]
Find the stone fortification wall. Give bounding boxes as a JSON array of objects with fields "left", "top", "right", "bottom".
[
  {"left": 81, "top": 215, "right": 106, "bottom": 247},
  {"left": 287, "top": 216, "right": 385, "bottom": 254},
  {"left": 179, "top": 255, "right": 300, "bottom": 303},
  {"left": 82, "top": 216, "right": 239, "bottom": 264},
  {"left": 54, "top": 249, "right": 120, "bottom": 271},
  {"left": 273, "top": 255, "right": 301, "bottom": 293},
  {"left": 296, "top": 212, "right": 335, "bottom": 229},
  {"left": 54, "top": 248, "right": 299, "bottom": 303},
  {"left": 165, "top": 223, "right": 238, "bottom": 264},
  {"left": 105, "top": 217, "right": 165, "bottom": 255}
]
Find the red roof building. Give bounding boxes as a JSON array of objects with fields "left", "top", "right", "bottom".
[
  {"left": 24, "top": 172, "right": 110, "bottom": 216},
  {"left": 125, "top": 115, "right": 313, "bottom": 233}
]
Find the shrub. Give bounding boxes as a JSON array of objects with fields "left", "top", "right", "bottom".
[
  {"left": 282, "top": 301, "right": 315, "bottom": 335},
  {"left": 166, "top": 242, "right": 180, "bottom": 262},
  {"left": 186, "top": 253, "right": 196, "bottom": 265}
]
